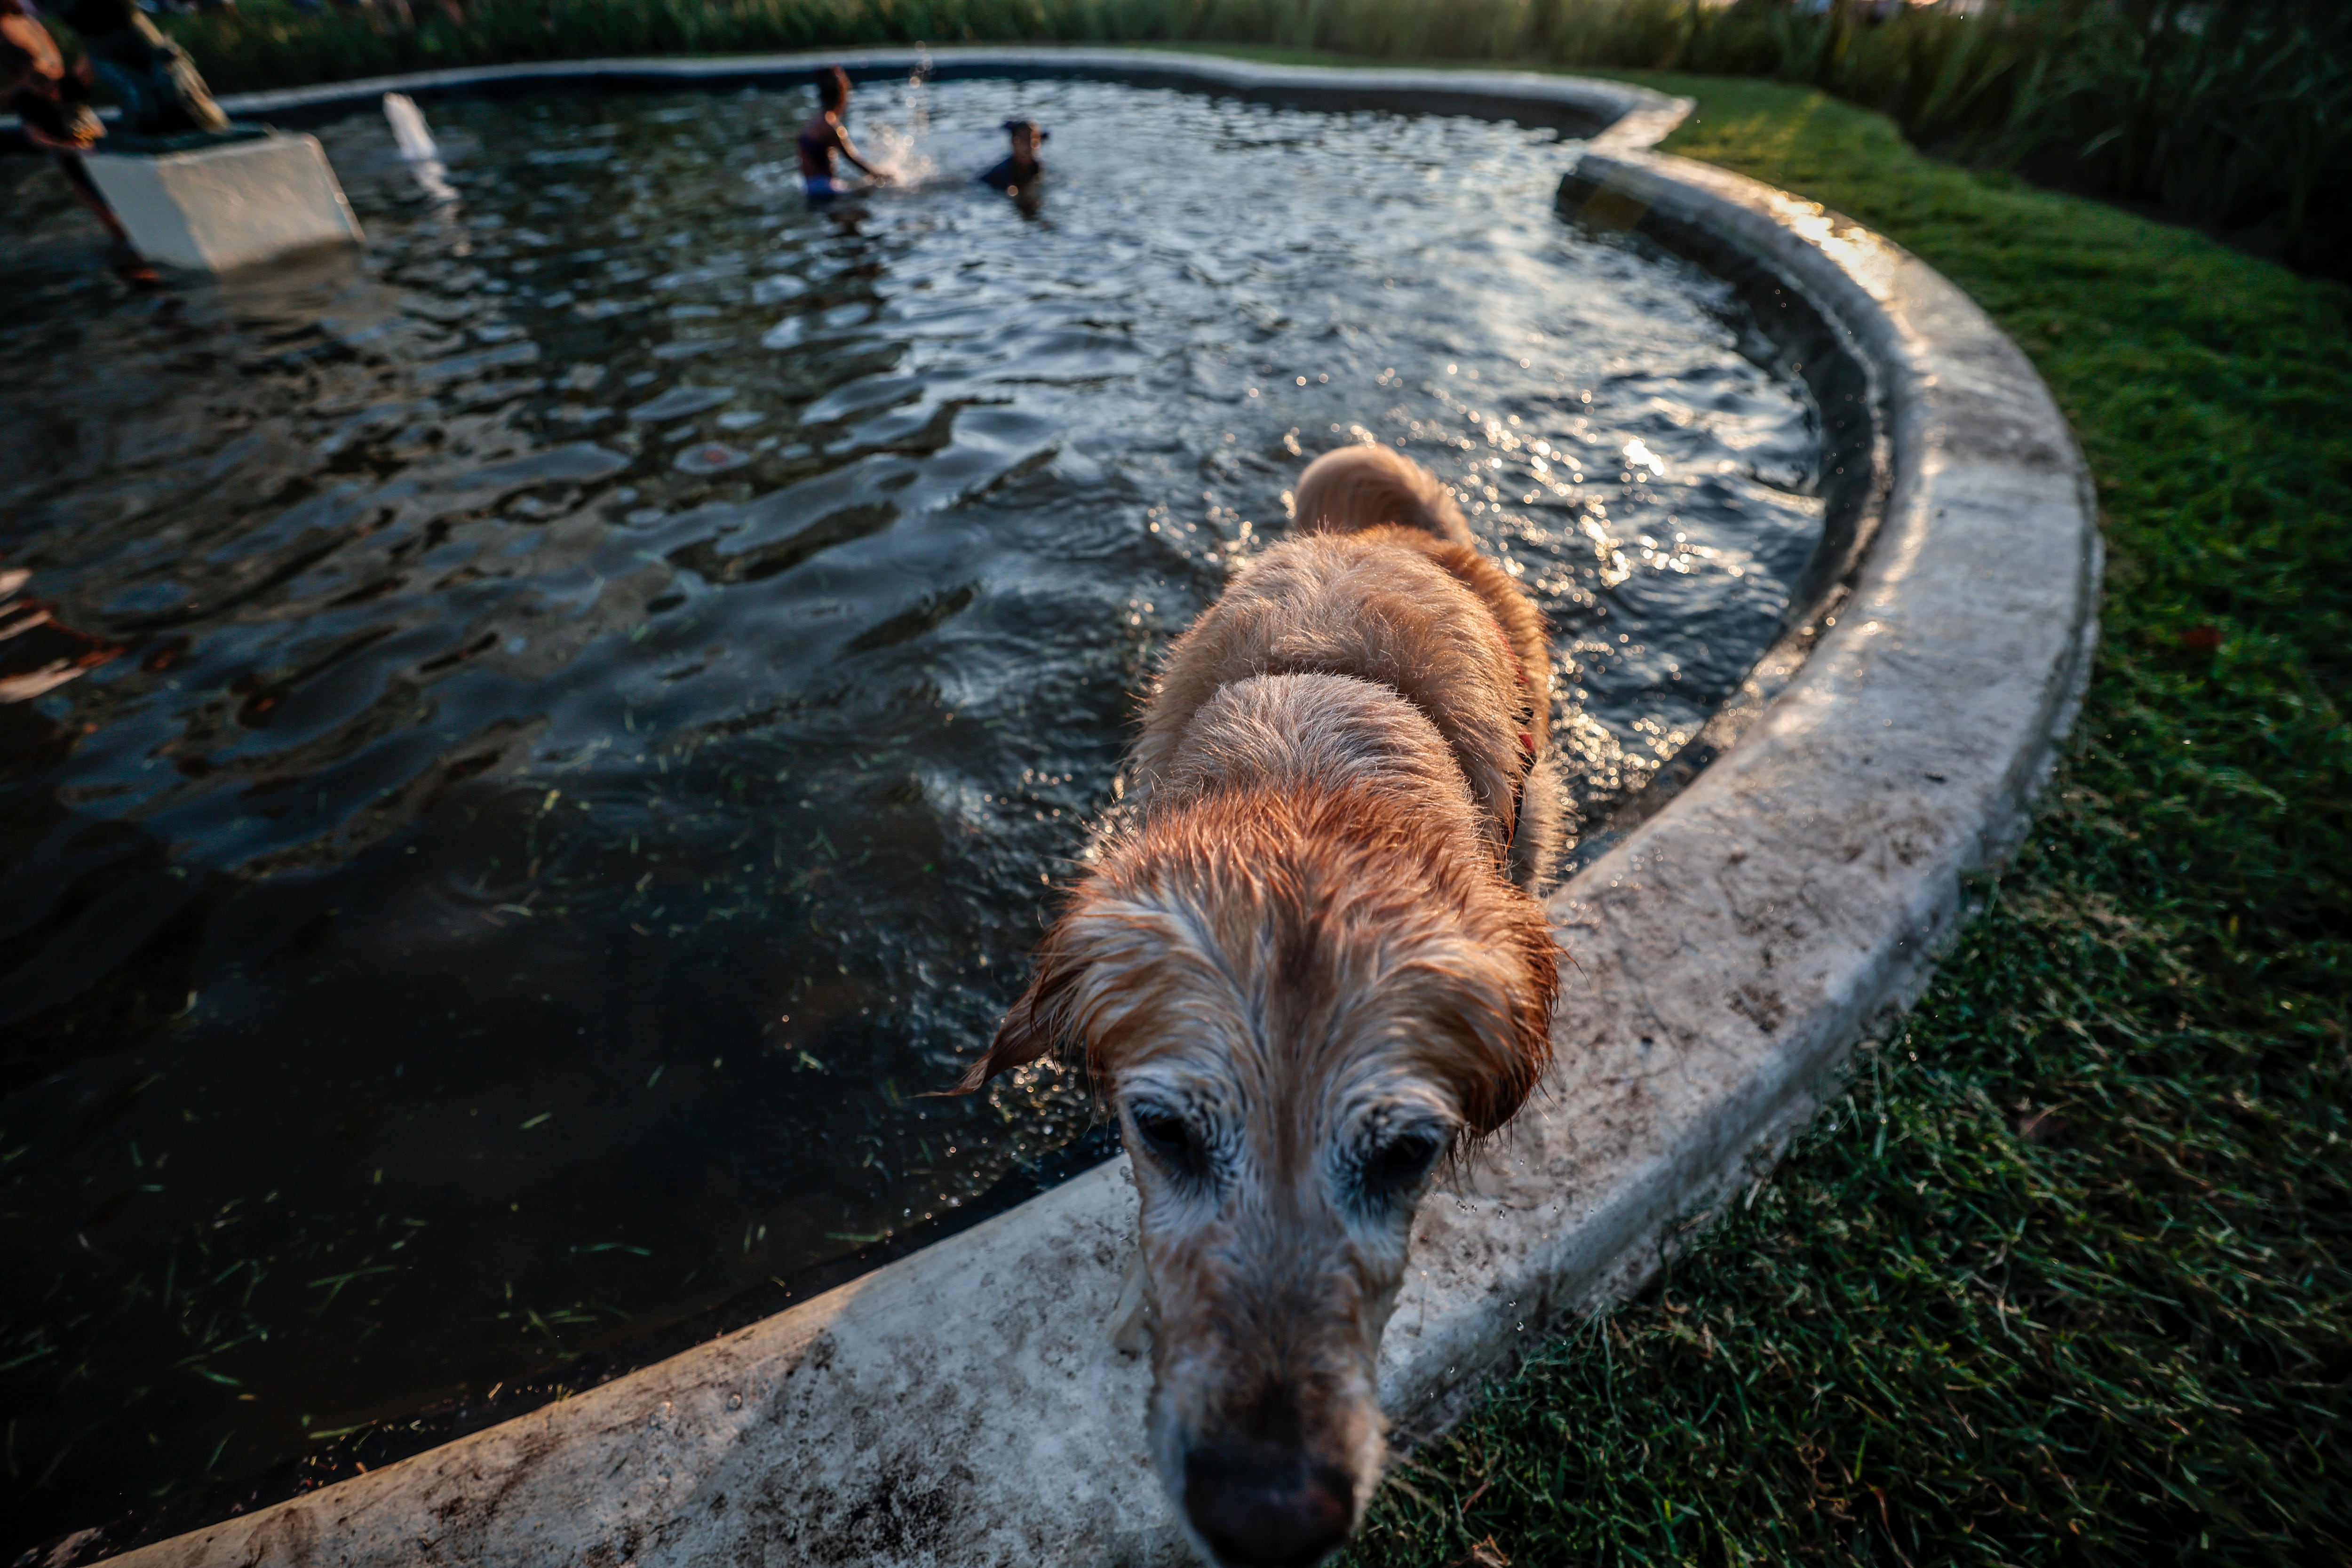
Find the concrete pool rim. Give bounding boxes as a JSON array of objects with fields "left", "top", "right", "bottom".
[
  {"left": 1, "top": 48, "right": 1690, "bottom": 151},
  {"left": 82, "top": 50, "right": 2101, "bottom": 1568}
]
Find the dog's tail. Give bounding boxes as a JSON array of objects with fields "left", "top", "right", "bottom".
[{"left": 1292, "top": 444, "right": 1474, "bottom": 545}]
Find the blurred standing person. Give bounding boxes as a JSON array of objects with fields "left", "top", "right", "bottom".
[
  {"left": 0, "top": 0, "right": 156, "bottom": 280},
  {"left": 796, "top": 64, "right": 890, "bottom": 202},
  {"left": 56, "top": 0, "right": 230, "bottom": 141}
]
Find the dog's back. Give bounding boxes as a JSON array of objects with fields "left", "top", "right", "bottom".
[{"left": 1137, "top": 444, "right": 1564, "bottom": 888}]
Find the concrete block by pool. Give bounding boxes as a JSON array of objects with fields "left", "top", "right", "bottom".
[
  {"left": 93, "top": 50, "right": 2099, "bottom": 1568},
  {"left": 82, "top": 133, "right": 364, "bottom": 272}
]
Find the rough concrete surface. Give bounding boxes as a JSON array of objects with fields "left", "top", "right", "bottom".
[
  {"left": 81, "top": 133, "right": 364, "bottom": 271},
  {"left": 97, "top": 61, "right": 2098, "bottom": 1568}
]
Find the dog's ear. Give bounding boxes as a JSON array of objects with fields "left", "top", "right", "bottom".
[
  {"left": 954, "top": 922, "right": 1088, "bottom": 1092},
  {"left": 1448, "top": 898, "right": 1562, "bottom": 1138}
]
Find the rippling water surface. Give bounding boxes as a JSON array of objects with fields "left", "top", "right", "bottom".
[{"left": 0, "top": 76, "right": 1823, "bottom": 1547}]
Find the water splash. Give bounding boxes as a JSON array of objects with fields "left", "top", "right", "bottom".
[{"left": 863, "top": 52, "right": 940, "bottom": 186}]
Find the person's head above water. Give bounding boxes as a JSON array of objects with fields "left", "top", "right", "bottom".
[
  {"left": 816, "top": 64, "right": 850, "bottom": 113},
  {"left": 980, "top": 119, "right": 1047, "bottom": 197},
  {"left": 1002, "top": 118, "right": 1046, "bottom": 164}
]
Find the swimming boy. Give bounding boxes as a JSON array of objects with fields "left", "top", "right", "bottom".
[
  {"left": 796, "top": 65, "right": 890, "bottom": 201},
  {"left": 978, "top": 118, "right": 1045, "bottom": 195}
]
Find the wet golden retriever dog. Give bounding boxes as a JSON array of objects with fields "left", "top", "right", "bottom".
[{"left": 962, "top": 445, "right": 1565, "bottom": 1568}]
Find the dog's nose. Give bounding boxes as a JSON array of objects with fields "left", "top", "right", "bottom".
[{"left": 1182, "top": 1444, "right": 1354, "bottom": 1568}]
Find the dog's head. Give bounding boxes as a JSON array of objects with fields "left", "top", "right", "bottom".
[
  {"left": 1291, "top": 443, "right": 1473, "bottom": 544},
  {"left": 963, "top": 781, "right": 1557, "bottom": 1567}
]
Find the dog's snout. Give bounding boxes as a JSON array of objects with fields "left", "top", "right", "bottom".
[{"left": 1183, "top": 1444, "right": 1354, "bottom": 1568}]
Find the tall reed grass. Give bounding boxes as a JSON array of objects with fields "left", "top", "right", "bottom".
[
  {"left": 2014, "top": 0, "right": 2351, "bottom": 266},
  {"left": 145, "top": 0, "right": 2348, "bottom": 275}
]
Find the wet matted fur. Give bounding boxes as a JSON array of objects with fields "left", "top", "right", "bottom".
[{"left": 963, "top": 445, "right": 1567, "bottom": 1568}]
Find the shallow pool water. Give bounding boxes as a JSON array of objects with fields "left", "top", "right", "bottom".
[{"left": 0, "top": 75, "right": 1824, "bottom": 1547}]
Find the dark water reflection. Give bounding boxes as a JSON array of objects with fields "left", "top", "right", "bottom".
[{"left": 0, "top": 77, "right": 1822, "bottom": 1545}]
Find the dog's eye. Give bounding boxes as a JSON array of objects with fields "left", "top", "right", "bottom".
[
  {"left": 1356, "top": 1128, "right": 1446, "bottom": 1205},
  {"left": 1128, "top": 1103, "right": 1208, "bottom": 1181}
]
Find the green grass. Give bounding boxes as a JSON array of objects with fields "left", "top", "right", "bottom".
[{"left": 1330, "top": 72, "right": 2352, "bottom": 1568}]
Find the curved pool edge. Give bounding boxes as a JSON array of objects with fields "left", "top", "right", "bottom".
[
  {"left": 88, "top": 71, "right": 2098, "bottom": 1568},
  {"left": 3, "top": 48, "right": 1693, "bottom": 152}
]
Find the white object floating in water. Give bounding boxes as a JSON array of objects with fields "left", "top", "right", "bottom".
[
  {"left": 383, "top": 93, "right": 438, "bottom": 161},
  {"left": 383, "top": 93, "right": 457, "bottom": 203},
  {"left": 675, "top": 443, "right": 753, "bottom": 476}
]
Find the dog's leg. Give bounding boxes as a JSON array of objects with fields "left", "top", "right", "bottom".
[{"left": 1107, "top": 1250, "right": 1153, "bottom": 1356}]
